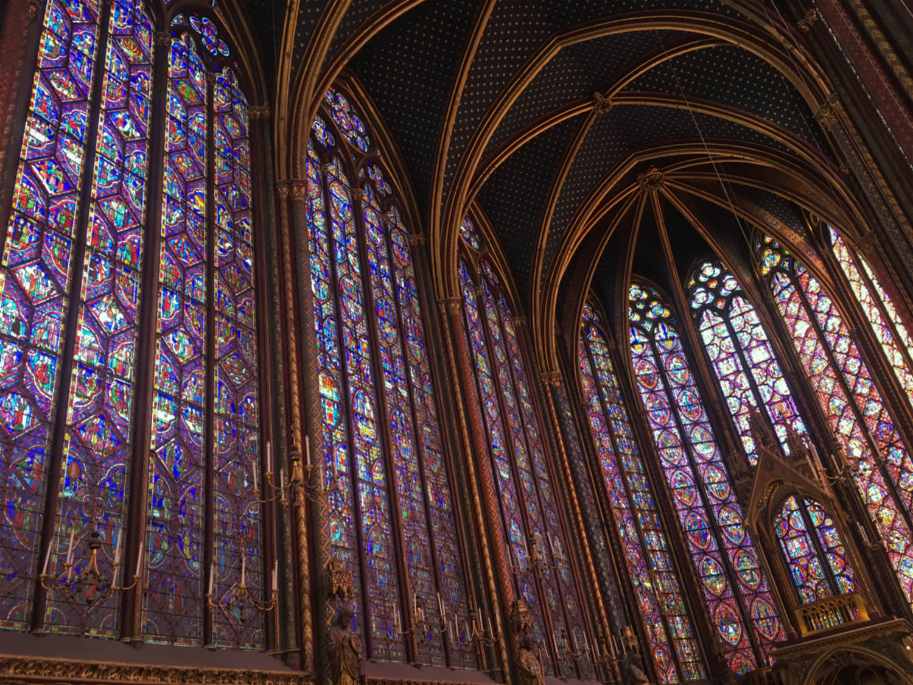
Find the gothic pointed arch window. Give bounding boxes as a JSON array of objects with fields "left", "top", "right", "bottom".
[
  {"left": 628, "top": 282, "right": 783, "bottom": 673},
  {"left": 577, "top": 300, "right": 704, "bottom": 683},
  {"left": 757, "top": 236, "right": 913, "bottom": 605},
  {"left": 304, "top": 88, "right": 474, "bottom": 667},
  {"left": 774, "top": 495, "right": 855, "bottom": 604},
  {"left": 828, "top": 227, "right": 913, "bottom": 413},
  {"left": 687, "top": 260, "right": 808, "bottom": 462},
  {"left": 0, "top": 0, "right": 268, "bottom": 649},
  {"left": 458, "top": 215, "right": 589, "bottom": 678}
]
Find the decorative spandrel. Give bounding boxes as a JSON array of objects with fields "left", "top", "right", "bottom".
[
  {"left": 758, "top": 236, "right": 913, "bottom": 607},
  {"left": 629, "top": 283, "right": 782, "bottom": 673}
]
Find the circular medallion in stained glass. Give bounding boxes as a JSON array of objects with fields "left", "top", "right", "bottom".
[
  {"left": 700, "top": 556, "right": 726, "bottom": 596},
  {"left": 718, "top": 505, "right": 746, "bottom": 545},
  {"left": 714, "top": 602, "right": 742, "bottom": 645},
  {"left": 751, "top": 598, "right": 782, "bottom": 641},
  {"left": 733, "top": 548, "right": 761, "bottom": 589}
]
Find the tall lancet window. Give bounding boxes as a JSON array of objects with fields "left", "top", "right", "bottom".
[
  {"left": 458, "top": 216, "right": 587, "bottom": 677},
  {"left": 829, "top": 228, "right": 913, "bottom": 413},
  {"left": 758, "top": 237, "right": 913, "bottom": 604},
  {"left": 628, "top": 283, "right": 782, "bottom": 673},
  {"left": 577, "top": 301, "right": 703, "bottom": 683},
  {"left": 305, "top": 89, "right": 473, "bottom": 666},
  {"left": 0, "top": 2, "right": 267, "bottom": 649},
  {"left": 687, "top": 261, "right": 808, "bottom": 462}
]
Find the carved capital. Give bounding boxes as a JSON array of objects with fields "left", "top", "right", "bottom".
[
  {"left": 350, "top": 187, "right": 366, "bottom": 204},
  {"left": 637, "top": 166, "right": 665, "bottom": 191},
  {"left": 248, "top": 105, "right": 271, "bottom": 120},
  {"left": 540, "top": 370, "right": 561, "bottom": 387},
  {"left": 407, "top": 232, "right": 425, "bottom": 247},
  {"left": 438, "top": 296, "right": 463, "bottom": 316},
  {"left": 797, "top": 7, "right": 821, "bottom": 33},
  {"left": 814, "top": 94, "right": 842, "bottom": 130},
  {"left": 155, "top": 30, "right": 172, "bottom": 48},
  {"left": 26, "top": 0, "right": 41, "bottom": 22},
  {"left": 289, "top": 179, "right": 308, "bottom": 201},
  {"left": 512, "top": 314, "right": 527, "bottom": 328},
  {"left": 592, "top": 91, "right": 614, "bottom": 115},
  {"left": 276, "top": 181, "right": 291, "bottom": 199}
]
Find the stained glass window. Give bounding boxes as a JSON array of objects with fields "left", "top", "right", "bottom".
[
  {"left": 305, "top": 90, "right": 474, "bottom": 667},
  {"left": 0, "top": 2, "right": 267, "bottom": 647},
  {"left": 687, "top": 260, "right": 807, "bottom": 462},
  {"left": 774, "top": 495, "right": 855, "bottom": 604},
  {"left": 758, "top": 236, "right": 913, "bottom": 605},
  {"left": 459, "top": 222, "right": 589, "bottom": 678},
  {"left": 578, "top": 302, "right": 704, "bottom": 683},
  {"left": 628, "top": 283, "right": 782, "bottom": 673},
  {"left": 829, "top": 228, "right": 913, "bottom": 414}
]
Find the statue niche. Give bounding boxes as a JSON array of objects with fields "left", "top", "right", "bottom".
[
  {"left": 325, "top": 557, "right": 362, "bottom": 685},
  {"left": 511, "top": 599, "right": 544, "bottom": 685}
]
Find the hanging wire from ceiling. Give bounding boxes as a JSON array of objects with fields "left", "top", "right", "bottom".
[{"left": 652, "top": 26, "right": 757, "bottom": 253}]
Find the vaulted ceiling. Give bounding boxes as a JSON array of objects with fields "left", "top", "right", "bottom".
[{"left": 255, "top": 0, "right": 857, "bottom": 370}]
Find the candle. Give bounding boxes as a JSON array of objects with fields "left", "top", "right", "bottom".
[
  {"left": 305, "top": 435, "right": 311, "bottom": 467},
  {"left": 437, "top": 591, "right": 444, "bottom": 619},
  {"left": 266, "top": 441, "right": 273, "bottom": 476},
  {"left": 135, "top": 539, "right": 144, "bottom": 577},
  {"left": 252, "top": 463, "right": 258, "bottom": 493},
  {"left": 65, "top": 528, "right": 75, "bottom": 566},
  {"left": 487, "top": 615, "right": 493, "bottom": 638},
  {"left": 394, "top": 608, "right": 401, "bottom": 634},
  {"left": 41, "top": 535, "right": 55, "bottom": 576},
  {"left": 272, "top": 560, "right": 278, "bottom": 591},
  {"left": 208, "top": 560, "right": 215, "bottom": 596},
  {"left": 240, "top": 552, "right": 246, "bottom": 588},
  {"left": 448, "top": 617, "right": 455, "bottom": 643},
  {"left": 113, "top": 526, "right": 122, "bottom": 568}
]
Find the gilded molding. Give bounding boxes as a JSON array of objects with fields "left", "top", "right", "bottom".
[{"left": 0, "top": 656, "right": 310, "bottom": 685}]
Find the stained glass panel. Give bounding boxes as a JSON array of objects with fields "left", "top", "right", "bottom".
[
  {"left": 688, "top": 260, "right": 807, "bottom": 462},
  {"left": 629, "top": 284, "right": 782, "bottom": 672},
  {"left": 760, "top": 237, "right": 913, "bottom": 605},
  {"left": 210, "top": 65, "right": 262, "bottom": 648},
  {"left": 830, "top": 228, "right": 913, "bottom": 414},
  {"left": 144, "top": 32, "right": 208, "bottom": 645},
  {"left": 0, "top": 0, "right": 101, "bottom": 630},
  {"left": 579, "top": 303, "right": 703, "bottom": 683}
]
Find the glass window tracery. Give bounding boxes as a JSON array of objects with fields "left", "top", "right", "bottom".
[
  {"left": 829, "top": 228, "right": 913, "bottom": 415},
  {"left": 577, "top": 302, "right": 704, "bottom": 683},
  {"left": 305, "top": 91, "right": 474, "bottom": 667},
  {"left": 628, "top": 283, "right": 782, "bottom": 673},
  {"left": 687, "top": 260, "right": 807, "bottom": 462},
  {"left": 458, "top": 220, "right": 588, "bottom": 678},
  {"left": 0, "top": 2, "right": 267, "bottom": 649},
  {"left": 758, "top": 236, "right": 913, "bottom": 605},
  {"left": 774, "top": 495, "right": 855, "bottom": 604}
]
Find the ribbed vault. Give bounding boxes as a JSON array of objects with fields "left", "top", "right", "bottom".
[{"left": 275, "top": 0, "right": 868, "bottom": 377}]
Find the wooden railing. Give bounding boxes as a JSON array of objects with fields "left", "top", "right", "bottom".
[{"left": 794, "top": 592, "right": 869, "bottom": 636}]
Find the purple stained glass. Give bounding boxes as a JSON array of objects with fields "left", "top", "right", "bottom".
[
  {"left": 688, "top": 260, "right": 807, "bottom": 463},
  {"left": 46, "top": 0, "right": 153, "bottom": 636},
  {"left": 143, "top": 32, "right": 208, "bottom": 645},
  {"left": 759, "top": 236, "right": 913, "bottom": 606},
  {"left": 0, "top": 0, "right": 101, "bottom": 630},
  {"left": 578, "top": 302, "right": 704, "bottom": 683},
  {"left": 830, "top": 227, "right": 913, "bottom": 414},
  {"left": 774, "top": 496, "right": 855, "bottom": 604},
  {"left": 304, "top": 95, "right": 474, "bottom": 667},
  {"left": 210, "top": 66, "right": 263, "bottom": 648},
  {"left": 629, "top": 284, "right": 782, "bottom": 672}
]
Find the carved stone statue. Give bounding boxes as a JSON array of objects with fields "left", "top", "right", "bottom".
[
  {"left": 621, "top": 651, "right": 651, "bottom": 685},
  {"left": 784, "top": 422, "right": 810, "bottom": 462},
  {"left": 327, "top": 605, "right": 361, "bottom": 685},
  {"left": 516, "top": 636, "right": 545, "bottom": 685}
]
